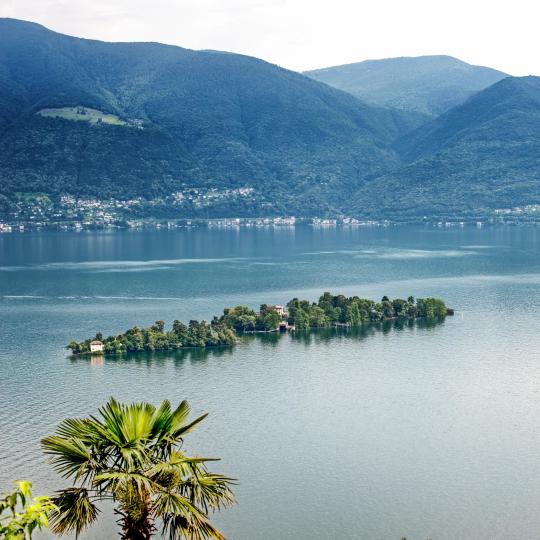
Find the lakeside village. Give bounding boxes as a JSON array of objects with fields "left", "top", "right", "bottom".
[
  {"left": 0, "top": 190, "right": 380, "bottom": 232},
  {"left": 2, "top": 191, "right": 540, "bottom": 233},
  {"left": 68, "top": 292, "right": 451, "bottom": 355}
]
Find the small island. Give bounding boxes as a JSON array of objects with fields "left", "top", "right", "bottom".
[{"left": 67, "top": 293, "right": 450, "bottom": 355}]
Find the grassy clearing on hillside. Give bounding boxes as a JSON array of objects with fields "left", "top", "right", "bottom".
[{"left": 37, "top": 106, "right": 127, "bottom": 126}]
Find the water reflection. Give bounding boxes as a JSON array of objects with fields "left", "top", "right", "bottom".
[
  {"left": 90, "top": 354, "right": 104, "bottom": 366},
  {"left": 71, "top": 344, "right": 235, "bottom": 367},
  {"left": 290, "top": 317, "right": 444, "bottom": 346},
  {"left": 243, "top": 332, "right": 281, "bottom": 348},
  {"left": 71, "top": 318, "right": 445, "bottom": 365}
]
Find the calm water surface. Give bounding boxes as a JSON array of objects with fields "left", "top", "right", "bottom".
[{"left": 1, "top": 225, "right": 540, "bottom": 539}]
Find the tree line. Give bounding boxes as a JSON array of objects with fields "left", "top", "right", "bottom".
[
  {"left": 287, "top": 293, "right": 447, "bottom": 330},
  {"left": 67, "top": 293, "right": 448, "bottom": 355}
]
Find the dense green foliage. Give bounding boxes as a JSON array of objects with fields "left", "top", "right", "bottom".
[
  {"left": 41, "top": 398, "right": 235, "bottom": 539},
  {"left": 305, "top": 55, "right": 506, "bottom": 117},
  {"left": 286, "top": 293, "right": 446, "bottom": 329},
  {"left": 220, "top": 304, "right": 283, "bottom": 333},
  {"left": 0, "top": 481, "right": 56, "bottom": 539},
  {"left": 67, "top": 318, "right": 237, "bottom": 355},
  {"left": 68, "top": 293, "right": 447, "bottom": 355}
]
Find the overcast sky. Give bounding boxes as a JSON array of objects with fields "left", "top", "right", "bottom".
[{"left": 2, "top": 0, "right": 539, "bottom": 75}]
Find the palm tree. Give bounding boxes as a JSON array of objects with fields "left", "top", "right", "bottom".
[{"left": 41, "top": 398, "right": 235, "bottom": 540}]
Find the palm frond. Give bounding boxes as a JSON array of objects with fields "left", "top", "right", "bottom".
[
  {"left": 150, "top": 399, "right": 173, "bottom": 442},
  {"left": 171, "top": 412, "right": 208, "bottom": 441},
  {"left": 55, "top": 417, "right": 98, "bottom": 443},
  {"left": 94, "top": 397, "right": 146, "bottom": 447},
  {"left": 91, "top": 398, "right": 159, "bottom": 468},
  {"left": 149, "top": 451, "right": 217, "bottom": 473},
  {"left": 187, "top": 472, "right": 236, "bottom": 512},
  {"left": 170, "top": 400, "right": 190, "bottom": 430},
  {"left": 49, "top": 488, "right": 99, "bottom": 537},
  {"left": 94, "top": 471, "right": 158, "bottom": 496},
  {"left": 41, "top": 435, "right": 98, "bottom": 481},
  {"left": 155, "top": 492, "right": 226, "bottom": 540}
]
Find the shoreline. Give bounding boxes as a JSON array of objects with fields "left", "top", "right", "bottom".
[{"left": 6, "top": 217, "right": 540, "bottom": 234}]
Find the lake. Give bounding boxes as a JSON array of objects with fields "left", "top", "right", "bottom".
[{"left": 1, "top": 224, "right": 540, "bottom": 540}]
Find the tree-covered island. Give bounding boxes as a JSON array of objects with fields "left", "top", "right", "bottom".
[{"left": 67, "top": 293, "right": 450, "bottom": 355}]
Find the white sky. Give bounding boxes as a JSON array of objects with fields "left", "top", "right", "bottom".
[{"left": 1, "top": 0, "right": 539, "bottom": 75}]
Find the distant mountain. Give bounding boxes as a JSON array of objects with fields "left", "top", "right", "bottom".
[
  {"left": 352, "top": 76, "right": 540, "bottom": 218},
  {"left": 305, "top": 55, "right": 507, "bottom": 117},
  {"left": 2, "top": 20, "right": 540, "bottom": 222},
  {"left": 0, "top": 18, "right": 422, "bottom": 218}
]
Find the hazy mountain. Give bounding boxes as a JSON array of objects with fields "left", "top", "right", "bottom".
[
  {"left": 353, "top": 76, "right": 540, "bottom": 218},
  {"left": 0, "top": 18, "right": 421, "bottom": 218},
  {"left": 304, "top": 55, "right": 507, "bottom": 117}
]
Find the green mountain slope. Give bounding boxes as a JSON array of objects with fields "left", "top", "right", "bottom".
[
  {"left": 304, "top": 55, "right": 507, "bottom": 117},
  {"left": 353, "top": 77, "right": 540, "bottom": 218},
  {"left": 0, "top": 18, "right": 420, "bottom": 218},
  {"left": 2, "top": 19, "right": 539, "bottom": 222}
]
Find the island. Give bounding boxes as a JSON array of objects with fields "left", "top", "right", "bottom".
[{"left": 67, "top": 293, "right": 450, "bottom": 355}]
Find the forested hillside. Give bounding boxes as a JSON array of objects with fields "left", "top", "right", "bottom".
[
  {"left": 0, "top": 18, "right": 418, "bottom": 218},
  {"left": 353, "top": 77, "right": 540, "bottom": 218},
  {"left": 1, "top": 19, "right": 540, "bottom": 222}
]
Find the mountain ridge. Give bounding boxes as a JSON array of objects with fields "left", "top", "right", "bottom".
[
  {"left": 0, "top": 17, "right": 420, "bottom": 218},
  {"left": 353, "top": 75, "right": 540, "bottom": 218},
  {"left": 1, "top": 18, "right": 540, "bottom": 222},
  {"left": 395, "top": 76, "right": 540, "bottom": 161},
  {"left": 304, "top": 55, "right": 508, "bottom": 117}
]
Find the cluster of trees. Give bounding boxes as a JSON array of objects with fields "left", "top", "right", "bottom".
[
  {"left": 219, "top": 305, "right": 282, "bottom": 333},
  {"left": 286, "top": 293, "right": 447, "bottom": 330},
  {"left": 68, "top": 305, "right": 286, "bottom": 355},
  {"left": 67, "top": 318, "right": 237, "bottom": 355},
  {"left": 67, "top": 293, "right": 447, "bottom": 355}
]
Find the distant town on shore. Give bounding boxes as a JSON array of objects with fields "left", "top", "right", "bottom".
[{"left": 2, "top": 192, "right": 539, "bottom": 234}]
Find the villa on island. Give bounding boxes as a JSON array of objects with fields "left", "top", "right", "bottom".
[
  {"left": 268, "top": 304, "right": 287, "bottom": 317},
  {"left": 265, "top": 305, "right": 295, "bottom": 332},
  {"left": 257, "top": 304, "right": 294, "bottom": 331},
  {"left": 90, "top": 340, "right": 104, "bottom": 353}
]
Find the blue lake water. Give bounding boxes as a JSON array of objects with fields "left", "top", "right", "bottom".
[{"left": 1, "top": 225, "right": 540, "bottom": 539}]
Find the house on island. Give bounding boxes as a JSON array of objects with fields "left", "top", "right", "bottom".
[
  {"left": 267, "top": 304, "right": 288, "bottom": 318},
  {"left": 256, "top": 304, "right": 294, "bottom": 331},
  {"left": 90, "top": 340, "right": 104, "bottom": 354}
]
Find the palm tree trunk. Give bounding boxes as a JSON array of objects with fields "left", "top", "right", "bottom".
[{"left": 117, "top": 502, "right": 154, "bottom": 540}]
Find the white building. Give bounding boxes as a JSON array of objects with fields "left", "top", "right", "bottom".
[
  {"left": 90, "top": 340, "right": 104, "bottom": 353},
  {"left": 268, "top": 305, "right": 287, "bottom": 318}
]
